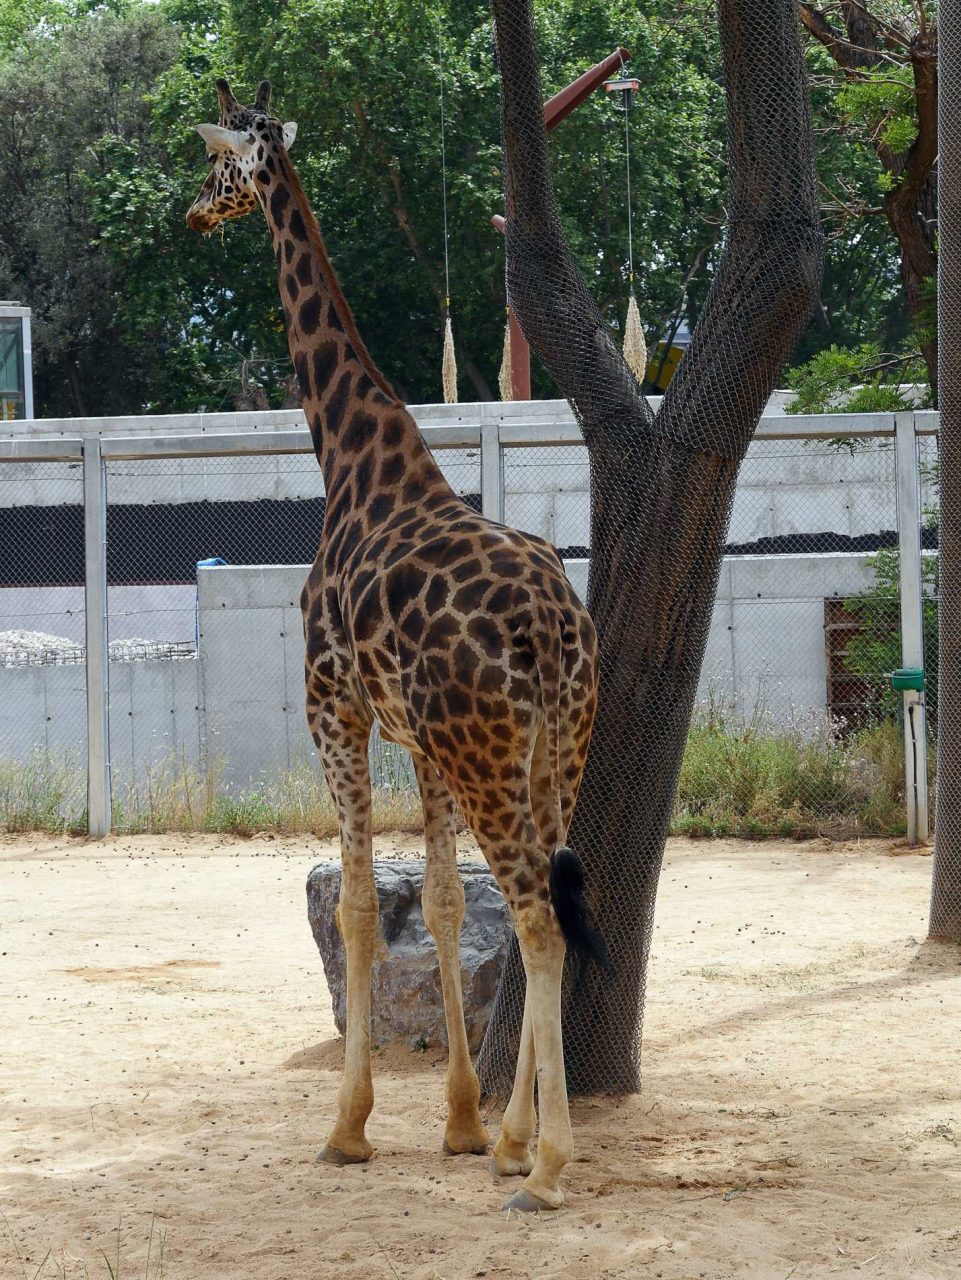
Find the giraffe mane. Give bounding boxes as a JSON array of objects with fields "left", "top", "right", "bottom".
[{"left": 277, "top": 152, "right": 401, "bottom": 405}]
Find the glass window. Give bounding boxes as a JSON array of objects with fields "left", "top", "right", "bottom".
[{"left": 0, "top": 317, "right": 25, "bottom": 420}]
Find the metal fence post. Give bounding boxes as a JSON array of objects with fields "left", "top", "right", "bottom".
[
  {"left": 895, "top": 410, "right": 929, "bottom": 844},
  {"left": 83, "top": 437, "right": 111, "bottom": 837},
  {"left": 481, "top": 417, "right": 505, "bottom": 523}
]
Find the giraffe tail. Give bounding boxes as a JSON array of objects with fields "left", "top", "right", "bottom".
[
  {"left": 549, "top": 847, "right": 608, "bottom": 974},
  {"left": 535, "top": 604, "right": 607, "bottom": 974}
]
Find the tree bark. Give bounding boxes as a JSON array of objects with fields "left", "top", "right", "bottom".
[
  {"left": 477, "top": 0, "right": 823, "bottom": 1097},
  {"left": 62, "top": 349, "right": 88, "bottom": 418},
  {"left": 929, "top": 0, "right": 961, "bottom": 941}
]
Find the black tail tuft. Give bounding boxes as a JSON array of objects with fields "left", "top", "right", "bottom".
[{"left": 549, "top": 847, "right": 608, "bottom": 976}]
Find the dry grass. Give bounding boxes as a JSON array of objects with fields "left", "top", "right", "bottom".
[
  {"left": 1, "top": 1211, "right": 169, "bottom": 1280},
  {"left": 0, "top": 713, "right": 923, "bottom": 841},
  {"left": 674, "top": 708, "right": 914, "bottom": 839},
  {"left": 0, "top": 752, "right": 423, "bottom": 839}
]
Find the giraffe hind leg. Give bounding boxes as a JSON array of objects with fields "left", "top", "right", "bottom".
[
  {"left": 490, "top": 990, "right": 535, "bottom": 1178},
  {"left": 491, "top": 727, "right": 562, "bottom": 1180},
  {"left": 501, "top": 901, "right": 570, "bottom": 1211},
  {"left": 451, "top": 778, "right": 573, "bottom": 1210}
]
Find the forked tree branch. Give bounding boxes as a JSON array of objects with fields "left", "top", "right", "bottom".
[
  {"left": 492, "top": 0, "right": 822, "bottom": 460},
  {"left": 491, "top": 0, "right": 655, "bottom": 438}
]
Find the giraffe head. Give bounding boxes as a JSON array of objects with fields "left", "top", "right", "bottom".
[{"left": 186, "top": 78, "right": 297, "bottom": 233}]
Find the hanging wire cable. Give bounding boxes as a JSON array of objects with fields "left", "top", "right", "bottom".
[
  {"left": 438, "top": 24, "right": 458, "bottom": 403},
  {"left": 439, "top": 27, "right": 451, "bottom": 308},
  {"left": 623, "top": 91, "right": 634, "bottom": 287}
]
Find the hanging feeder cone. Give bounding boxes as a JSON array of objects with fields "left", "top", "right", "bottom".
[
  {"left": 498, "top": 311, "right": 513, "bottom": 402},
  {"left": 623, "top": 293, "right": 648, "bottom": 383},
  {"left": 442, "top": 313, "right": 458, "bottom": 404}
]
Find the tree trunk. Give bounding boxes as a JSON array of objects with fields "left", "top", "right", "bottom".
[
  {"left": 930, "top": 0, "right": 961, "bottom": 941},
  {"left": 885, "top": 170, "right": 938, "bottom": 396},
  {"left": 477, "top": 0, "right": 823, "bottom": 1097},
  {"left": 63, "top": 349, "right": 87, "bottom": 418}
]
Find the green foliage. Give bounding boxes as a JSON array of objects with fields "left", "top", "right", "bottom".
[
  {"left": 0, "top": 5, "right": 187, "bottom": 414},
  {"left": 0, "top": 0, "right": 726, "bottom": 414},
  {"left": 785, "top": 342, "right": 924, "bottom": 414},
  {"left": 0, "top": 0, "right": 933, "bottom": 415},
  {"left": 836, "top": 64, "right": 917, "bottom": 154},
  {"left": 790, "top": 10, "right": 935, "bottom": 388},
  {"left": 674, "top": 704, "right": 911, "bottom": 839}
]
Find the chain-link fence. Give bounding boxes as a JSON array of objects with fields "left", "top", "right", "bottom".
[
  {"left": 0, "top": 409, "right": 938, "bottom": 846},
  {"left": 0, "top": 456, "right": 87, "bottom": 829},
  {"left": 98, "top": 434, "right": 480, "bottom": 832}
]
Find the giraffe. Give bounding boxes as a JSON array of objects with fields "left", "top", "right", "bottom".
[{"left": 187, "top": 78, "right": 603, "bottom": 1212}]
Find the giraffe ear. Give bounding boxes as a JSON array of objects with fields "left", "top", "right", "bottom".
[
  {"left": 195, "top": 123, "right": 249, "bottom": 153},
  {"left": 282, "top": 121, "right": 298, "bottom": 150}
]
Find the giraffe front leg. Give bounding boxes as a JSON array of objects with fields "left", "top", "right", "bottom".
[
  {"left": 313, "top": 711, "right": 378, "bottom": 1167},
  {"left": 415, "top": 756, "right": 489, "bottom": 1157},
  {"left": 318, "top": 858, "right": 378, "bottom": 1165}
]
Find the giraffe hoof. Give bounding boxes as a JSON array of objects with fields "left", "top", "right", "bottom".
[
  {"left": 502, "top": 1188, "right": 559, "bottom": 1214},
  {"left": 443, "top": 1137, "right": 490, "bottom": 1157},
  {"left": 316, "top": 1144, "right": 371, "bottom": 1166}
]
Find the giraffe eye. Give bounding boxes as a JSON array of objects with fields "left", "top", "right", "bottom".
[{"left": 206, "top": 154, "right": 216, "bottom": 166}]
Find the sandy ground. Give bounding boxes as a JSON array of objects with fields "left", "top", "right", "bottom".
[{"left": 2, "top": 831, "right": 960, "bottom": 1280}]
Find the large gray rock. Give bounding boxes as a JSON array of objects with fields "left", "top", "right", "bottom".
[{"left": 306, "top": 859, "right": 510, "bottom": 1052}]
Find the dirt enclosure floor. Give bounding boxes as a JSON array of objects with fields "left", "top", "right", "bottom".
[{"left": 2, "top": 833, "right": 961, "bottom": 1280}]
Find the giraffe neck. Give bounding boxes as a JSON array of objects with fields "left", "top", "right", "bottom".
[{"left": 255, "top": 152, "right": 447, "bottom": 511}]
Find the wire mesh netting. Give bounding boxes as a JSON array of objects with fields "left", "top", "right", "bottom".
[
  {"left": 930, "top": 4, "right": 960, "bottom": 941},
  {"left": 0, "top": 459, "right": 87, "bottom": 827},
  {"left": 918, "top": 428, "right": 940, "bottom": 746},
  {"left": 503, "top": 442, "right": 590, "bottom": 559},
  {"left": 102, "top": 443, "right": 480, "bottom": 829},
  {"left": 477, "top": 0, "right": 825, "bottom": 1097},
  {"left": 505, "top": 431, "right": 913, "bottom": 833}
]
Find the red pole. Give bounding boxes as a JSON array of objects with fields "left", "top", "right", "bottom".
[
  {"left": 493, "top": 47, "right": 629, "bottom": 401},
  {"left": 543, "top": 47, "right": 629, "bottom": 129}
]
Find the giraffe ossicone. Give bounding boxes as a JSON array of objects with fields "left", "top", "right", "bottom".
[{"left": 187, "top": 76, "right": 602, "bottom": 1212}]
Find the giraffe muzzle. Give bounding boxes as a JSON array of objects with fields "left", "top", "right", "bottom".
[{"left": 186, "top": 204, "right": 216, "bottom": 233}]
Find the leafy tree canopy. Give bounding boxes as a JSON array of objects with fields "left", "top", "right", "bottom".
[{"left": 0, "top": 0, "right": 934, "bottom": 417}]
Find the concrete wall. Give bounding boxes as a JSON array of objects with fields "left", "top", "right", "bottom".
[
  {"left": 0, "top": 545, "right": 885, "bottom": 793},
  {"left": 193, "top": 555, "right": 877, "bottom": 787},
  {"left": 700, "top": 553, "right": 876, "bottom": 724},
  {"left": 503, "top": 436, "right": 899, "bottom": 553},
  {"left": 0, "top": 584, "right": 197, "bottom": 646},
  {"left": 197, "top": 564, "right": 308, "bottom": 784},
  {"left": 0, "top": 554, "right": 883, "bottom": 790},
  {"left": 0, "top": 399, "right": 898, "bottom": 547},
  {"left": 0, "top": 427, "right": 901, "bottom": 650},
  {"left": 0, "top": 652, "right": 200, "bottom": 785},
  {"left": 0, "top": 439, "right": 899, "bottom": 546}
]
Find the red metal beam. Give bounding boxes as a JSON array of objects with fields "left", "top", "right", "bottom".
[
  {"left": 543, "top": 47, "right": 629, "bottom": 131},
  {"left": 494, "top": 47, "right": 629, "bottom": 401}
]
